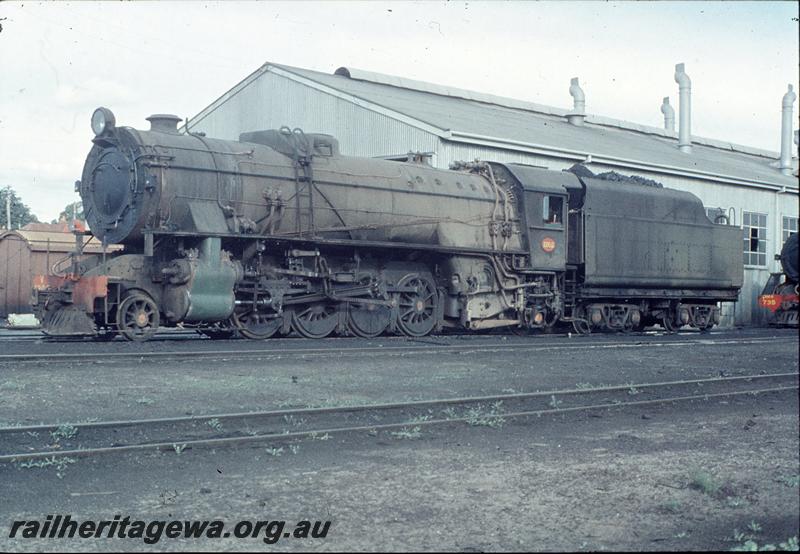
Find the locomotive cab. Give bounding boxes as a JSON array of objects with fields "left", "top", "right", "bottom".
[{"left": 489, "top": 163, "right": 576, "bottom": 272}]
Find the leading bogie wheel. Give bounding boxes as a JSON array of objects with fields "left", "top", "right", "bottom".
[
  {"left": 117, "top": 292, "right": 160, "bottom": 342},
  {"left": 395, "top": 274, "right": 438, "bottom": 337}
]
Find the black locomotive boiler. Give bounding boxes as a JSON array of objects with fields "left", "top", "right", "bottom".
[{"left": 33, "top": 108, "right": 743, "bottom": 340}]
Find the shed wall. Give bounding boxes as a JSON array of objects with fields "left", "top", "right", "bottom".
[
  {"left": 189, "top": 71, "right": 796, "bottom": 327},
  {"left": 191, "top": 72, "right": 439, "bottom": 158}
]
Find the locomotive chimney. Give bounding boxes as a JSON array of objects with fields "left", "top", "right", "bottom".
[
  {"left": 674, "top": 63, "right": 692, "bottom": 153},
  {"left": 779, "top": 84, "right": 796, "bottom": 175},
  {"left": 146, "top": 114, "right": 182, "bottom": 134},
  {"left": 567, "top": 77, "right": 586, "bottom": 126},
  {"left": 660, "top": 97, "right": 675, "bottom": 132}
]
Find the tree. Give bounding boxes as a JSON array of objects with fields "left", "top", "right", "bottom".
[
  {"left": 0, "top": 187, "right": 39, "bottom": 230},
  {"left": 55, "top": 201, "right": 84, "bottom": 223}
]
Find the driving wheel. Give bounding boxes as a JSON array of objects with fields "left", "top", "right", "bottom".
[
  {"left": 291, "top": 302, "right": 339, "bottom": 338},
  {"left": 395, "top": 274, "right": 438, "bottom": 337}
]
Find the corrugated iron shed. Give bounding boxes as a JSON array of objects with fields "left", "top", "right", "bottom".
[
  {"left": 186, "top": 62, "right": 798, "bottom": 326},
  {"left": 189, "top": 62, "right": 798, "bottom": 191}
]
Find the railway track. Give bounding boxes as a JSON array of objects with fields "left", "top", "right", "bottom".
[
  {"left": 1, "top": 372, "right": 796, "bottom": 464},
  {"left": 0, "top": 335, "right": 785, "bottom": 365}
]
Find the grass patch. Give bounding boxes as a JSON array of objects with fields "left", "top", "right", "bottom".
[
  {"left": 730, "top": 535, "right": 798, "bottom": 551},
  {"left": 50, "top": 424, "right": 77, "bottom": 441},
  {"left": 777, "top": 475, "right": 799, "bottom": 488},
  {"left": 465, "top": 402, "right": 506, "bottom": 428},
  {"left": 391, "top": 426, "right": 422, "bottom": 440},
  {"left": 265, "top": 446, "right": 284, "bottom": 457},
  {"left": 16, "top": 456, "right": 77, "bottom": 479},
  {"left": 658, "top": 499, "right": 682, "bottom": 514},
  {"left": 206, "top": 418, "right": 223, "bottom": 432},
  {"left": 689, "top": 470, "right": 722, "bottom": 496}
]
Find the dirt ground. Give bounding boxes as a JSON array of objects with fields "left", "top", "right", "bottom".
[{"left": 1, "top": 328, "right": 798, "bottom": 551}]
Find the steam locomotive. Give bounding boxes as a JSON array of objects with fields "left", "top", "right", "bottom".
[
  {"left": 33, "top": 108, "right": 743, "bottom": 340},
  {"left": 758, "top": 232, "right": 799, "bottom": 326}
]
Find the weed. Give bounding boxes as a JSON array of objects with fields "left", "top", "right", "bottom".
[
  {"left": 659, "top": 500, "right": 682, "bottom": 514},
  {"left": 408, "top": 415, "right": 431, "bottom": 424},
  {"left": 548, "top": 395, "right": 563, "bottom": 408},
  {"left": 266, "top": 447, "right": 284, "bottom": 457},
  {"left": 730, "top": 535, "right": 799, "bottom": 551},
  {"left": 747, "top": 522, "right": 763, "bottom": 535},
  {"left": 309, "top": 432, "right": 330, "bottom": 441},
  {"left": 726, "top": 496, "right": 746, "bottom": 509},
  {"left": 136, "top": 397, "right": 155, "bottom": 405},
  {"left": 282, "top": 415, "right": 307, "bottom": 427},
  {"left": 289, "top": 444, "right": 300, "bottom": 455},
  {"left": 441, "top": 407, "right": 458, "bottom": 419},
  {"left": 689, "top": 470, "right": 721, "bottom": 496},
  {"left": 17, "top": 456, "right": 76, "bottom": 479},
  {"left": 18, "top": 456, "right": 76, "bottom": 470},
  {"left": 50, "top": 424, "right": 77, "bottom": 441},
  {"left": 782, "top": 536, "right": 799, "bottom": 550},
  {"left": 390, "top": 426, "right": 422, "bottom": 440},
  {"left": 206, "top": 418, "right": 223, "bottom": 432},
  {"left": 173, "top": 443, "right": 187, "bottom": 455},
  {"left": 627, "top": 384, "right": 641, "bottom": 395},
  {"left": 464, "top": 402, "right": 506, "bottom": 428},
  {"left": 778, "top": 475, "right": 799, "bottom": 488}
]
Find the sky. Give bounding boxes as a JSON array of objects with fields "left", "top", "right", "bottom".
[{"left": 0, "top": 1, "right": 798, "bottom": 222}]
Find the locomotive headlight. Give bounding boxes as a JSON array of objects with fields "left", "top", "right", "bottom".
[{"left": 91, "top": 107, "right": 116, "bottom": 136}]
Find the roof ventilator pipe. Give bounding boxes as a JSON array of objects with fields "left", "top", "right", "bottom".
[
  {"left": 779, "top": 84, "right": 796, "bottom": 175},
  {"left": 661, "top": 97, "right": 675, "bottom": 132},
  {"left": 566, "top": 78, "right": 586, "bottom": 126},
  {"left": 674, "top": 63, "right": 692, "bottom": 153},
  {"left": 146, "top": 114, "right": 182, "bottom": 134}
]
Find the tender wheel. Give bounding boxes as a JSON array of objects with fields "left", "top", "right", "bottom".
[
  {"left": 571, "top": 306, "right": 592, "bottom": 335},
  {"left": 571, "top": 319, "right": 591, "bottom": 335},
  {"left": 116, "top": 292, "right": 159, "bottom": 342},
  {"left": 232, "top": 309, "right": 282, "bottom": 340},
  {"left": 661, "top": 314, "right": 678, "bottom": 333},
  {"left": 395, "top": 274, "right": 438, "bottom": 337},
  {"left": 291, "top": 302, "right": 339, "bottom": 339},
  {"left": 347, "top": 300, "right": 392, "bottom": 338}
]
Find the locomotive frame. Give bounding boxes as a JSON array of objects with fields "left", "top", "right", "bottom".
[{"left": 32, "top": 108, "right": 743, "bottom": 341}]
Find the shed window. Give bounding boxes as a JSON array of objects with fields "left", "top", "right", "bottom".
[
  {"left": 783, "top": 216, "right": 798, "bottom": 245},
  {"left": 742, "top": 211, "right": 767, "bottom": 266},
  {"left": 543, "top": 195, "right": 563, "bottom": 226}
]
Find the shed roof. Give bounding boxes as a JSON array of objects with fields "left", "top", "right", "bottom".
[
  {"left": 0, "top": 230, "right": 120, "bottom": 254},
  {"left": 190, "top": 63, "right": 799, "bottom": 192}
]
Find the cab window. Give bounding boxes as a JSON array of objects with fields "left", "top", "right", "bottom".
[{"left": 543, "top": 195, "right": 563, "bottom": 226}]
